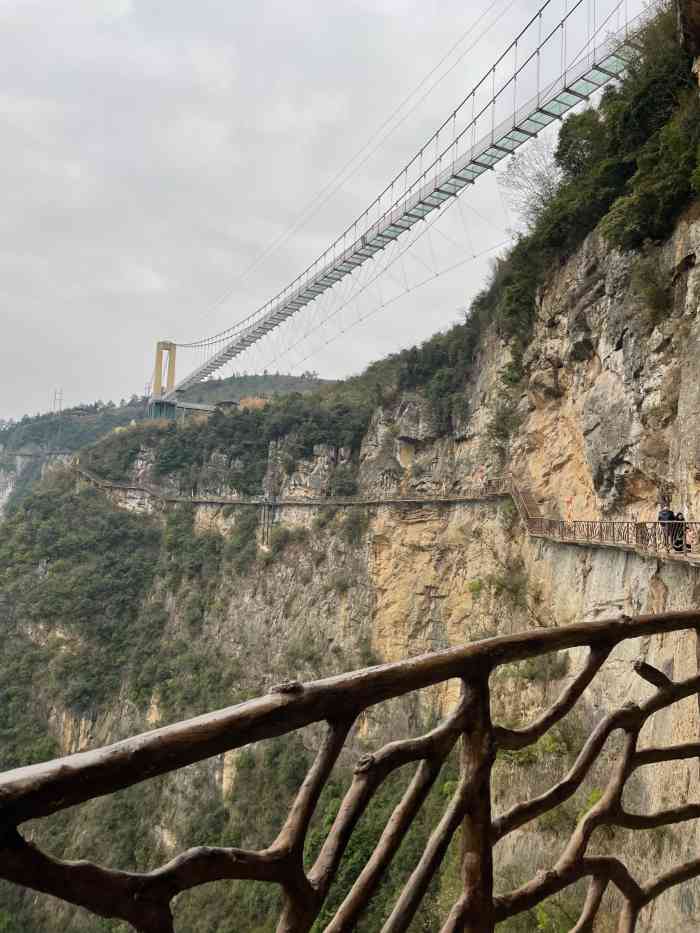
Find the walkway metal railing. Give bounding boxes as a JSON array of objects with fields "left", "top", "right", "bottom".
[
  {"left": 75, "top": 467, "right": 512, "bottom": 508},
  {"left": 2, "top": 611, "right": 700, "bottom": 931},
  {"left": 527, "top": 518, "right": 699, "bottom": 559}
]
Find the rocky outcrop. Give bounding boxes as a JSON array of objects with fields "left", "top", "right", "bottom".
[
  {"left": 0, "top": 449, "right": 73, "bottom": 518},
  {"left": 264, "top": 440, "right": 353, "bottom": 498},
  {"left": 0, "top": 472, "right": 15, "bottom": 517},
  {"left": 511, "top": 209, "right": 700, "bottom": 519}
]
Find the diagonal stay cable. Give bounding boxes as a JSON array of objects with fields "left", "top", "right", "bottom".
[
  {"left": 265, "top": 198, "right": 465, "bottom": 363},
  {"left": 176, "top": 0, "right": 585, "bottom": 352},
  {"left": 264, "top": 197, "right": 507, "bottom": 369},
  {"left": 282, "top": 240, "right": 508, "bottom": 372}
]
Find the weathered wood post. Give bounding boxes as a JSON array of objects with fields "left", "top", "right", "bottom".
[
  {"left": 443, "top": 677, "right": 495, "bottom": 933},
  {"left": 463, "top": 678, "right": 495, "bottom": 932}
]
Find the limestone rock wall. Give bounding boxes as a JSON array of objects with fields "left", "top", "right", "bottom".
[
  {"left": 0, "top": 451, "right": 73, "bottom": 518},
  {"left": 364, "top": 497, "right": 700, "bottom": 930},
  {"left": 513, "top": 212, "right": 700, "bottom": 521}
]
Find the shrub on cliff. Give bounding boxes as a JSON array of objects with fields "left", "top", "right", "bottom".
[
  {"left": 83, "top": 420, "right": 165, "bottom": 482},
  {"left": 329, "top": 463, "right": 359, "bottom": 496},
  {"left": 85, "top": 393, "right": 374, "bottom": 495},
  {"left": 601, "top": 91, "right": 700, "bottom": 249},
  {"left": 163, "top": 503, "right": 222, "bottom": 586}
]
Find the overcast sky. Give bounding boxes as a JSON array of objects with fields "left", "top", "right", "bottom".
[{"left": 0, "top": 0, "right": 627, "bottom": 420}]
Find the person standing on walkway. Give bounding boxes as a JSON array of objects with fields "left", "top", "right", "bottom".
[
  {"left": 658, "top": 501, "right": 675, "bottom": 550},
  {"left": 673, "top": 512, "right": 690, "bottom": 553}
]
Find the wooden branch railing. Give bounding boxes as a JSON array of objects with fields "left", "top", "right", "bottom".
[{"left": 2, "top": 610, "right": 700, "bottom": 931}]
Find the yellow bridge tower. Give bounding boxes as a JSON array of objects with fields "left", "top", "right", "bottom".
[{"left": 152, "top": 341, "right": 177, "bottom": 398}]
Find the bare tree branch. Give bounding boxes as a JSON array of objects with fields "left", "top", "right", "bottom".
[
  {"left": 632, "top": 659, "right": 673, "bottom": 689},
  {"left": 493, "top": 857, "right": 643, "bottom": 923},
  {"left": 324, "top": 759, "right": 441, "bottom": 932},
  {"left": 274, "top": 719, "right": 354, "bottom": 931},
  {"left": 389, "top": 679, "right": 494, "bottom": 933},
  {"left": 3, "top": 611, "right": 699, "bottom": 827},
  {"left": 493, "top": 705, "right": 634, "bottom": 841},
  {"left": 276, "top": 719, "right": 353, "bottom": 857},
  {"left": 0, "top": 827, "right": 289, "bottom": 933},
  {"left": 632, "top": 741, "right": 700, "bottom": 769},
  {"left": 616, "top": 804, "right": 700, "bottom": 830},
  {"left": 640, "top": 857, "right": 700, "bottom": 906},
  {"left": 497, "top": 135, "right": 562, "bottom": 230},
  {"left": 495, "top": 668, "right": 700, "bottom": 841},
  {"left": 310, "top": 690, "right": 471, "bottom": 893}
]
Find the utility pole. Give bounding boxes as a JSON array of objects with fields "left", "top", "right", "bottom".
[
  {"left": 52, "top": 388, "right": 63, "bottom": 416},
  {"left": 52, "top": 388, "right": 63, "bottom": 450}
]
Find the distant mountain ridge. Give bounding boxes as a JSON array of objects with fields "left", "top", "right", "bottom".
[{"left": 181, "top": 371, "right": 334, "bottom": 404}]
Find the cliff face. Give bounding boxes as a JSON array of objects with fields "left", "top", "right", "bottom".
[
  {"left": 0, "top": 451, "right": 73, "bottom": 520},
  {"left": 360, "top": 204, "right": 700, "bottom": 929},
  {"left": 0, "top": 454, "right": 33, "bottom": 518},
  {"left": 346, "top": 206, "right": 700, "bottom": 525},
  {"left": 515, "top": 209, "right": 700, "bottom": 521},
  {"left": 0, "top": 471, "right": 15, "bottom": 516},
  {"left": 18, "top": 201, "right": 697, "bottom": 931}
]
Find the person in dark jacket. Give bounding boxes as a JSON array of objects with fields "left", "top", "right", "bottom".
[
  {"left": 673, "top": 512, "right": 689, "bottom": 552},
  {"left": 658, "top": 502, "right": 675, "bottom": 549}
]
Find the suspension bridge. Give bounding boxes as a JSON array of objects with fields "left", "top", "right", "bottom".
[{"left": 149, "top": 0, "right": 649, "bottom": 416}]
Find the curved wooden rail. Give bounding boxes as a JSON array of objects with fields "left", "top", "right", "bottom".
[{"left": 2, "top": 611, "right": 700, "bottom": 931}]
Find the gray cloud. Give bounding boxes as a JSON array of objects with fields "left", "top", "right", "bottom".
[{"left": 1, "top": 0, "right": 562, "bottom": 418}]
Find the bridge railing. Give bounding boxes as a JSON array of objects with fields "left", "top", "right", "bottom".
[{"left": 2, "top": 610, "right": 700, "bottom": 932}]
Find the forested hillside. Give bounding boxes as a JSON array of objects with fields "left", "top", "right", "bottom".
[
  {"left": 183, "top": 371, "right": 333, "bottom": 404},
  {"left": 0, "top": 376, "right": 334, "bottom": 511}
]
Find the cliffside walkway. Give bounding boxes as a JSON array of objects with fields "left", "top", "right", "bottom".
[
  {"left": 1, "top": 449, "right": 72, "bottom": 458},
  {"left": 77, "top": 466, "right": 700, "bottom": 570}
]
